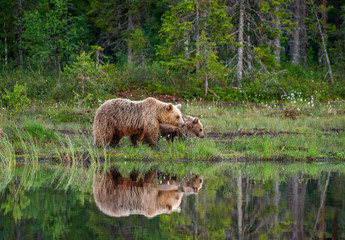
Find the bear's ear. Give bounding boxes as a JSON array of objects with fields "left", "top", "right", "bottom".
[
  {"left": 166, "top": 204, "right": 172, "bottom": 210},
  {"left": 176, "top": 104, "right": 181, "bottom": 109},
  {"left": 166, "top": 104, "right": 173, "bottom": 111},
  {"left": 193, "top": 117, "right": 199, "bottom": 124}
]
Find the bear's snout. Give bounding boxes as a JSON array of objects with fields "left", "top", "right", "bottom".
[{"left": 181, "top": 123, "right": 186, "bottom": 128}]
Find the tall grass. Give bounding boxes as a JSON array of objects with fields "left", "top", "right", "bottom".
[
  {"left": 1, "top": 100, "right": 345, "bottom": 164},
  {"left": 0, "top": 135, "right": 16, "bottom": 168},
  {"left": 2, "top": 161, "right": 345, "bottom": 197}
]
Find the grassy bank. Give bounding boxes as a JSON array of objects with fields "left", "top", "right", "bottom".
[{"left": 0, "top": 97, "right": 344, "bottom": 164}]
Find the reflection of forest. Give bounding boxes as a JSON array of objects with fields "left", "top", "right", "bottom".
[{"left": 0, "top": 165, "right": 344, "bottom": 239}]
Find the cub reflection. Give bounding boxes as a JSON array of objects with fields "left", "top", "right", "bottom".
[
  {"left": 93, "top": 169, "right": 203, "bottom": 218},
  {"left": 158, "top": 175, "right": 203, "bottom": 195}
]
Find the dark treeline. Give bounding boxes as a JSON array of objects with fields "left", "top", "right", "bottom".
[{"left": 0, "top": 0, "right": 344, "bottom": 103}]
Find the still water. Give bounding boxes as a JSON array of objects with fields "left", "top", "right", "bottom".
[{"left": 0, "top": 162, "right": 344, "bottom": 239}]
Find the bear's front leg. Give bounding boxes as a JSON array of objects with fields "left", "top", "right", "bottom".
[
  {"left": 143, "top": 121, "right": 159, "bottom": 148},
  {"left": 110, "top": 135, "right": 122, "bottom": 147},
  {"left": 144, "top": 129, "right": 159, "bottom": 147}
]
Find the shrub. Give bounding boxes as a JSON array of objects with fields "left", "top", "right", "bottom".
[{"left": 2, "top": 83, "right": 31, "bottom": 120}]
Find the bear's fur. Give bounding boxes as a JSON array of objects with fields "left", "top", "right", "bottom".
[
  {"left": 158, "top": 175, "right": 203, "bottom": 195},
  {"left": 93, "top": 170, "right": 184, "bottom": 218},
  {"left": 93, "top": 97, "right": 185, "bottom": 147},
  {"left": 159, "top": 115, "right": 205, "bottom": 141},
  {"left": 0, "top": 128, "right": 4, "bottom": 137}
]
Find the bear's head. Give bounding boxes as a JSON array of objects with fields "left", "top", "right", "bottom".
[
  {"left": 183, "top": 175, "right": 204, "bottom": 195},
  {"left": 186, "top": 117, "right": 205, "bottom": 138},
  {"left": 159, "top": 104, "right": 185, "bottom": 128}
]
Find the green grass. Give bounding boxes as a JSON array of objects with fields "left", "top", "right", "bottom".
[{"left": 0, "top": 99, "right": 345, "bottom": 165}]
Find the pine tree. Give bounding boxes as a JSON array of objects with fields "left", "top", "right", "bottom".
[
  {"left": 158, "top": 0, "right": 233, "bottom": 94},
  {"left": 89, "top": 0, "right": 151, "bottom": 64}
]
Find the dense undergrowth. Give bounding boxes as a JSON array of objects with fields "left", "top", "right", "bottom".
[{"left": 0, "top": 63, "right": 344, "bottom": 107}]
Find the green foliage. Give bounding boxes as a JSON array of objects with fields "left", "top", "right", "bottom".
[
  {"left": 23, "top": 120, "right": 57, "bottom": 142},
  {"left": 0, "top": 0, "right": 344, "bottom": 102},
  {"left": 2, "top": 83, "right": 31, "bottom": 119},
  {"left": 254, "top": 44, "right": 279, "bottom": 70},
  {"left": 63, "top": 50, "right": 109, "bottom": 107},
  {"left": 22, "top": 0, "right": 88, "bottom": 68},
  {"left": 157, "top": 1, "right": 233, "bottom": 94},
  {"left": 126, "top": 28, "right": 150, "bottom": 65},
  {"left": 44, "top": 107, "right": 93, "bottom": 124},
  {"left": 194, "top": 31, "right": 230, "bottom": 94}
]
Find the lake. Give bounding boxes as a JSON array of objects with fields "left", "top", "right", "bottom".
[{"left": 0, "top": 162, "right": 344, "bottom": 239}]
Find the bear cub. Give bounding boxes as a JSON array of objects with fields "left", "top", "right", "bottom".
[{"left": 159, "top": 115, "right": 205, "bottom": 141}]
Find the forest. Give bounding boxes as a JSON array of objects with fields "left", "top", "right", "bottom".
[
  {"left": 1, "top": 0, "right": 344, "bottom": 103},
  {"left": 1, "top": 2, "right": 345, "bottom": 236}
]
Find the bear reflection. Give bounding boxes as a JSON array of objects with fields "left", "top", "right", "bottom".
[{"left": 93, "top": 170, "right": 203, "bottom": 218}]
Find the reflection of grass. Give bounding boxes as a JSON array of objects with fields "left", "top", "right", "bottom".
[
  {"left": 1, "top": 161, "right": 345, "bottom": 195},
  {"left": 0, "top": 100, "right": 344, "bottom": 164}
]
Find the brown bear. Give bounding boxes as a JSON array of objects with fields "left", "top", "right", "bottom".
[
  {"left": 93, "top": 97, "right": 185, "bottom": 147},
  {"left": 93, "top": 170, "right": 184, "bottom": 218},
  {"left": 158, "top": 175, "right": 204, "bottom": 195},
  {"left": 159, "top": 115, "right": 205, "bottom": 141}
]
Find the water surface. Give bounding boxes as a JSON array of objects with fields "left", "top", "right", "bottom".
[{"left": 0, "top": 162, "right": 344, "bottom": 239}]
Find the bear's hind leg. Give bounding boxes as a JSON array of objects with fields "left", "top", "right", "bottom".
[
  {"left": 110, "top": 135, "right": 122, "bottom": 147},
  {"left": 130, "top": 133, "right": 144, "bottom": 146}
]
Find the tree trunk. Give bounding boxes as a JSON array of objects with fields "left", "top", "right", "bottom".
[
  {"left": 205, "top": 73, "right": 208, "bottom": 95},
  {"left": 334, "top": 0, "right": 340, "bottom": 30},
  {"left": 273, "top": 181, "right": 280, "bottom": 239},
  {"left": 235, "top": 0, "right": 244, "bottom": 87},
  {"left": 313, "top": 6, "right": 334, "bottom": 84},
  {"left": 247, "top": 21, "right": 252, "bottom": 69},
  {"left": 319, "top": 202, "right": 325, "bottom": 240},
  {"left": 192, "top": 191, "right": 199, "bottom": 240},
  {"left": 195, "top": 0, "right": 200, "bottom": 72},
  {"left": 313, "top": 172, "right": 330, "bottom": 233},
  {"left": 237, "top": 171, "right": 243, "bottom": 240},
  {"left": 18, "top": 0, "right": 23, "bottom": 66},
  {"left": 291, "top": 0, "right": 300, "bottom": 63},
  {"left": 292, "top": 175, "right": 299, "bottom": 239},
  {"left": 96, "top": 49, "right": 100, "bottom": 68},
  {"left": 3, "top": 13, "right": 8, "bottom": 66},
  {"left": 45, "top": 13, "right": 50, "bottom": 69},
  {"left": 299, "top": 181, "right": 306, "bottom": 240},
  {"left": 127, "top": 9, "right": 133, "bottom": 65},
  {"left": 332, "top": 211, "right": 338, "bottom": 240},
  {"left": 322, "top": 0, "right": 327, "bottom": 27},
  {"left": 300, "top": 0, "right": 307, "bottom": 60},
  {"left": 274, "top": 5, "right": 281, "bottom": 64}
]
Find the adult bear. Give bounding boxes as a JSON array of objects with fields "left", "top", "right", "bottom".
[
  {"left": 93, "top": 170, "right": 184, "bottom": 218},
  {"left": 93, "top": 97, "right": 185, "bottom": 147}
]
